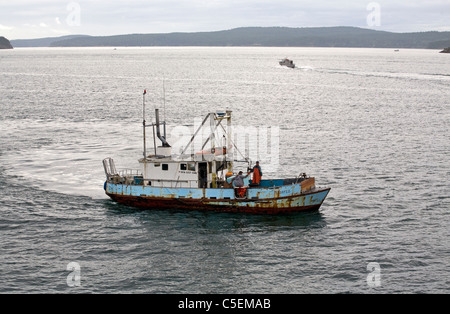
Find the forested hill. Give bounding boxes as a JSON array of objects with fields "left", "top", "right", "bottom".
[
  {"left": 11, "top": 35, "right": 87, "bottom": 48},
  {"left": 0, "top": 36, "right": 13, "bottom": 49},
  {"left": 12, "top": 27, "right": 450, "bottom": 49}
]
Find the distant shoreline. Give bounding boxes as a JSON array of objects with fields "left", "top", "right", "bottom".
[
  {"left": 7, "top": 46, "right": 446, "bottom": 51},
  {"left": 11, "top": 26, "right": 450, "bottom": 49}
]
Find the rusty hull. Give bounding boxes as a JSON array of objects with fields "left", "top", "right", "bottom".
[{"left": 105, "top": 180, "right": 331, "bottom": 214}]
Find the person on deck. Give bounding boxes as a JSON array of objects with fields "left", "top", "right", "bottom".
[
  {"left": 231, "top": 171, "right": 250, "bottom": 187},
  {"left": 251, "top": 161, "right": 263, "bottom": 186}
]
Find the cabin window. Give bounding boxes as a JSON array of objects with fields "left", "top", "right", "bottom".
[
  {"left": 180, "top": 164, "right": 187, "bottom": 171},
  {"left": 162, "top": 164, "right": 169, "bottom": 171},
  {"left": 154, "top": 163, "right": 160, "bottom": 167},
  {"left": 188, "top": 163, "right": 196, "bottom": 171}
]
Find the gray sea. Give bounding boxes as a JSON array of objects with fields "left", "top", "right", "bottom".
[{"left": 0, "top": 47, "right": 449, "bottom": 294}]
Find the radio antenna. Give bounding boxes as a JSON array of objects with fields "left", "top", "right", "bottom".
[
  {"left": 163, "top": 78, "right": 167, "bottom": 139},
  {"left": 142, "top": 90, "right": 147, "bottom": 159}
]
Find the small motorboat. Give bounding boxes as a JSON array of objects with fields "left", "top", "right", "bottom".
[{"left": 279, "top": 58, "right": 295, "bottom": 68}]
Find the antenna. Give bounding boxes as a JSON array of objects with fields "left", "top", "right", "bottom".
[
  {"left": 142, "top": 90, "right": 147, "bottom": 159},
  {"left": 163, "top": 78, "right": 167, "bottom": 139}
]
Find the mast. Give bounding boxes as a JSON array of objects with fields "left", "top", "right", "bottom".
[
  {"left": 142, "top": 90, "right": 147, "bottom": 159},
  {"left": 226, "top": 110, "right": 233, "bottom": 173}
]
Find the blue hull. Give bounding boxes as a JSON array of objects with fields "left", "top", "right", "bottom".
[{"left": 105, "top": 182, "right": 330, "bottom": 214}]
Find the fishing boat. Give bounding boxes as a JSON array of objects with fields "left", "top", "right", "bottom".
[
  {"left": 279, "top": 58, "right": 295, "bottom": 68},
  {"left": 103, "top": 91, "right": 330, "bottom": 214}
]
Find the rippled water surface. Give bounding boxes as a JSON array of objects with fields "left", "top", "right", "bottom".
[{"left": 0, "top": 47, "right": 449, "bottom": 293}]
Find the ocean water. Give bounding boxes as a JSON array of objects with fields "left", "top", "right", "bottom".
[{"left": 0, "top": 47, "right": 449, "bottom": 294}]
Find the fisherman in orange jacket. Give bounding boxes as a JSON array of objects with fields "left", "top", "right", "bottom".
[{"left": 251, "top": 161, "right": 263, "bottom": 186}]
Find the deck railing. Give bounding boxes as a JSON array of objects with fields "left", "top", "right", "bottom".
[
  {"left": 109, "top": 171, "right": 199, "bottom": 188},
  {"left": 118, "top": 169, "right": 142, "bottom": 178}
]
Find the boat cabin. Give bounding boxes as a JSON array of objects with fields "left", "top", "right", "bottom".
[{"left": 139, "top": 158, "right": 233, "bottom": 189}]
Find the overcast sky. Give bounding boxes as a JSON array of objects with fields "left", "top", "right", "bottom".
[{"left": 1, "top": 0, "right": 449, "bottom": 39}]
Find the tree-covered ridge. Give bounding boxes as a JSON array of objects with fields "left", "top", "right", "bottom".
[{"left": 11, "top": 27, "right": 450, "bottom": 49}]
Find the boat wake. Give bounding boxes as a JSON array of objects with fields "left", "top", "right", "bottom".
[
  {"left": 317, "top": 68, "right": 450, "bottom": 82},
  {"left": 0, "top": 119, "right": 141, "bottom": 200},
  {"left": 277, "top": 65, "right": 315, "bottom": 72},
  {"left": 298, "top": 66, "right": 315, "bottom": 71}
]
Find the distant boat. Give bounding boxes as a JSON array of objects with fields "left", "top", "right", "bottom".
[
  {"left": 102, "top": 91, "right": 330, "bottom": 214},
  {"left": 279, "top": 58, "right": 295, "bottom": 68}
]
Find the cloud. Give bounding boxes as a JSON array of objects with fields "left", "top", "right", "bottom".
[{"left": 0, "top": 24, "right": 14, "bottom": 30}]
